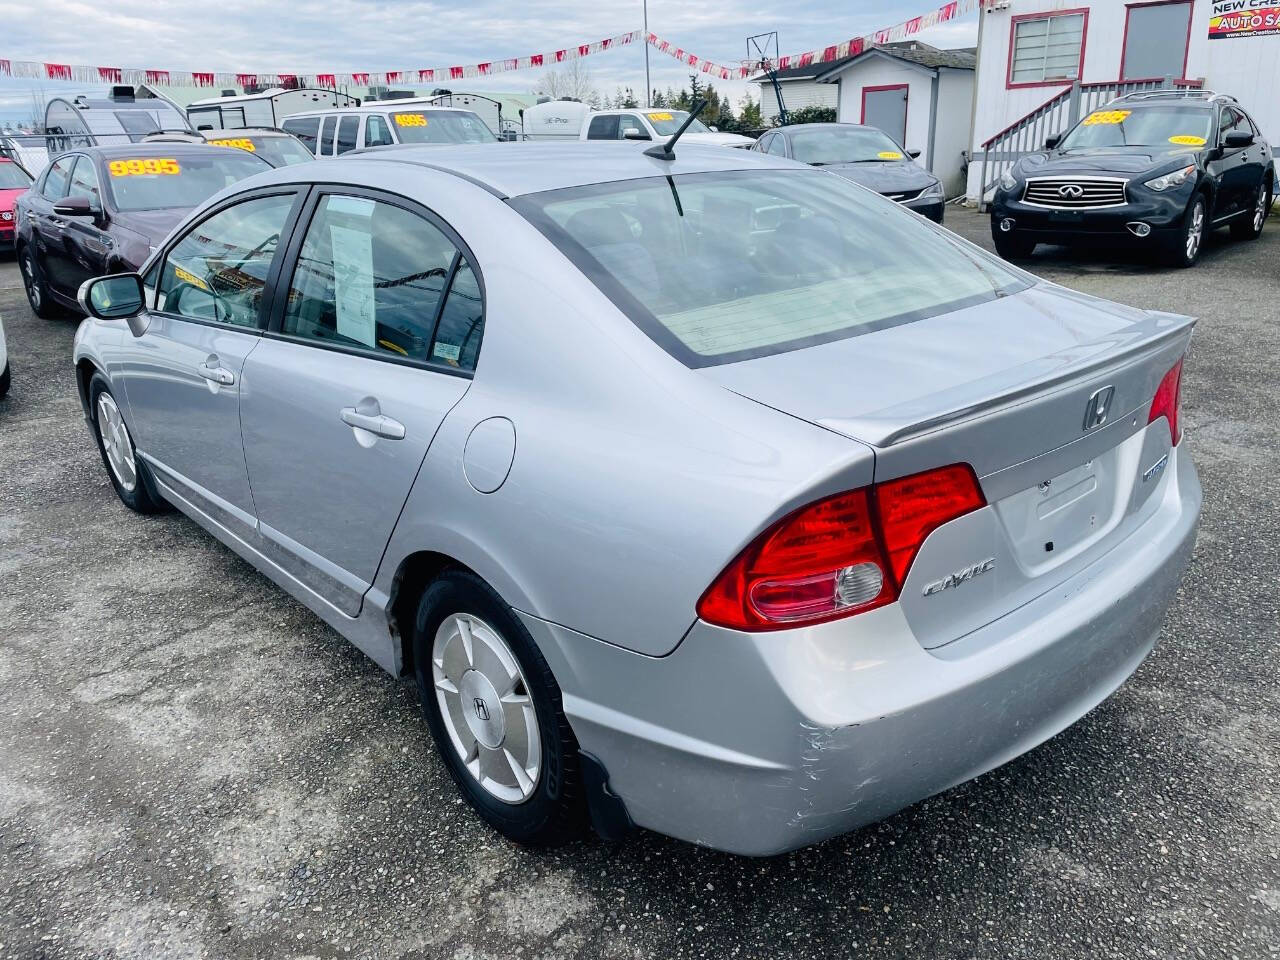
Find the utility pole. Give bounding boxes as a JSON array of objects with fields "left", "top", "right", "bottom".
[{"left": 643, "top": 0, "right": 652, "bottom": 107}]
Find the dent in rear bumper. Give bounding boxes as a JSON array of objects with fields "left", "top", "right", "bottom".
[{"left": 524, "top": 446, "right": 1201, "bottom": 856}]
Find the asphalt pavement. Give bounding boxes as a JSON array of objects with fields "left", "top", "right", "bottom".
[{"left": 1, "top": 206, "right": 1278, "bottom": 960}]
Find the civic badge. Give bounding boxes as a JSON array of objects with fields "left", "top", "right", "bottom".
[{"left": 1083, "top": 386, "right": 1115, "bottom": 431}]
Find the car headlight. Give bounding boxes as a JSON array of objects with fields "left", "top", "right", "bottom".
[
  {"left": 1144, "top": 164, "right": 1196, "bottom": 192},
  {"left": 920, "top": 180, "right": 944, "bottom": 199},
  {"left": 999, "top": 171, "right": 1017, "bottom": 191}
]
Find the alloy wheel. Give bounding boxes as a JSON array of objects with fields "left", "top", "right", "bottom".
[
  {"left": 1186, "top": 201, "right": 1204, "bottom": 261},
  {"left": 1254, "top": 184, "right": 1269, "bottom": 232},
  {"left": 431, "top": 613, "right": 541, "bottom": 804},
  {"left": 96, "top": 392, "right": 138, "bottom": 492},
  {"left": 21, "top": 253, "right": 41, "bottom": 311}
]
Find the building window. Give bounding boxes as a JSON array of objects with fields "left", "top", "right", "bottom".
[
  {"left": 1121, "top": 1, "right": 1192, "bottom": 81},
  {"left": 1009, "top": 10, "right": 1087, "bottom": 86}
]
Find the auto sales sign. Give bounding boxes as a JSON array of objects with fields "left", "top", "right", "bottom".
[{"left": 1211, "top": 0, "right": 1280, "bottom": 39}]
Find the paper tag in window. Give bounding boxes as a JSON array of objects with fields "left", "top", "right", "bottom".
[
  {"left": 328, "top": 195, "right": 374, "bottom": 217},
  {"left": 432, "top": 342, "right": 461, "bottom": 365},
  {"left": 208, "top": 137, "right": 256, "bottom": 152},
  {"left": 1082, "top": 110, "right": 1131, "bottom": 126},
  {"left": 647, "top": 112, "right": 673, "bottom": 122},
  {"left": 329, "top": 224, "right": 377, "bottom": 348},
  {"left": 395, "top": 113, "right": 428, "bottom": 127},
  {"left": 1168, "top": 135, "right": 1206, "bottom": 146},
  {"left": 877, "top": 151, "right": 903, "bottom": 160},
  {"left": 173, "top": 264, "right": 209, "bottom": 291}
]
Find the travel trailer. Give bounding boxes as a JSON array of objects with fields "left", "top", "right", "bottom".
[{"left": 187, "top": 88, "right": 358, "bottom": 130}]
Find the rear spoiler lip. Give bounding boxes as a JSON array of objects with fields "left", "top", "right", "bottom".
[{"left": 818, "top": 311, "right": 1197, "bottom": 449}]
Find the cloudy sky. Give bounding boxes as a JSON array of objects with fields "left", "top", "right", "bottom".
[{"left": 1, "top": 0, "right": 978, "bottom": 124}]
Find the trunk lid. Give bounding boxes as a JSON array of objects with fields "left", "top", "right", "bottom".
[{"left": 702, "top": 282, "right": 1195, "bottom": 649}]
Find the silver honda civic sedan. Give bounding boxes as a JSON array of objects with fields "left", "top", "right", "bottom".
[{"left": 72, "top": 142, "right": 1200, "bottom": 856}]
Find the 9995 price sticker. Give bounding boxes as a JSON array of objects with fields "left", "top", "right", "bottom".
[{"left": 109, "top": 158, "right": 181, "bottom": 176}]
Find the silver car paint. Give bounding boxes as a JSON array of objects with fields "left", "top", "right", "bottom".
[{"left": 72, "top": 143, "right": 1201, "bottom": 854}]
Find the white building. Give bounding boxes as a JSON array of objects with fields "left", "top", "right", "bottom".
[
  {"left": 754, "top": 65, "right": 840, "bottom": 126},
  {"left": 967, "top": 0, "right": 1280, "bottom": 200}
]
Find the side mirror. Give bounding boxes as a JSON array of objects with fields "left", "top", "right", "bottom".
[
  {"left": 907, "top": 148, "right": 921, "bottom": 159},
  {"left": 78, "top": 273, "right": 149, "bottom": 336},
  {"left": 53, "top": 194, "right": 102, "bottom": 220},
  {"left": 1224, "top": 130, "right": 1254, "bottom": 149},
  {"left": 622, "top": 126, "right": 650, "bottom": 141},
  {"left": 1045, "top": 134, "right": 1062, "bottom": 149}
]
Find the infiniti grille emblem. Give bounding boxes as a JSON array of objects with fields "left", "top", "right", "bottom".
[
  {"left": 1083, "top": 386, "right": 1115, "bottom": 431},
  {"left": 1058, "top": 183, "right": 1085, "bottom": 199}
]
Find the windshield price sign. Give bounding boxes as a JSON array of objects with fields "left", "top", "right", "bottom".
[
  {"left": 109, "top": 158, "right": 180, "bottom": 176},
  {"left": 1211, "top": 0, "right": 1280, "bottom": 39},
  {"left": 208, "top": 138, "right": 256, "bottom": 152},
  {"left": 395, "top": 114, "right": 428, "bottom": 127}
]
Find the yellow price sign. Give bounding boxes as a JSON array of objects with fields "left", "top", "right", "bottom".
[
  {"left": 647, "top": 112, "right": 674, "bottom": 122},
  {"left": 208, "top": 137, "right": 256, "bottom": 152},
  {"left": 1168, "top": 134, "right": 1206, "bottom": 146},
  {"left": 1082, "top": 110, "right": 1131, "bottom": 126},
  {"left": 394, "top": 113, "right": 428, "bottom": 127},
  {"left": 877, "top": 151, "right": 904, "bottom": 160},
  {"left": 109, "top": 158, "right": 181, "bottom": 177},
  {"left": 172, "top": 265, "right": 209, "bottom": 291}
]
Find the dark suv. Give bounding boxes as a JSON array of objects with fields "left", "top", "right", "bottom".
[{"left": 990, "top": 91, "right": 1274, "bottom": 268}]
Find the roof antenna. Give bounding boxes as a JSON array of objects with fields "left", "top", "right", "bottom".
[{"left": 644, "top": 98, "right": 708, "bottom": 161}]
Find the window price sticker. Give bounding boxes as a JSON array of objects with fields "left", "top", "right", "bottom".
[
  {"left": 395, "top": 114, "right": 428, "bottom": 127},
  {"left": 109, "top": 158, "right": 181, "bottom": 176},
  {"left": 209, "top": 138, "right": 256, "bottom": 152},
  {"left": 1082, "top": 110, "right": 1131, "bottom": 126}
]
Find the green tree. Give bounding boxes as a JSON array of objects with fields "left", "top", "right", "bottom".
[
  {"left": 621, "top": 87, "right": 639, "bottom": 109},
  {"left": 738, "top": 94, "right": 763, "bottom": 130}
]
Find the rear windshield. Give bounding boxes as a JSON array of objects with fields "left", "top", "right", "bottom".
[
  {"left": 103, "top": 151, "right": 269, "bottom": 212},
  {"left": 390, "top": 111, "right": 496, "bottom": 144},
  {"left": 0, "top": 162, "right": 31, "bottom": 188},
  {"left": 207, "top": 134, "right": 315, "bottom": 166},
  {"left": 512, "top": 170, "right": 1027, "bottom": 366},
  {"left": 1059, "top": 105, "right": 1215, "bottom": 150}
]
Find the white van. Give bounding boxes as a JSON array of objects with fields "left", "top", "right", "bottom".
[
  {"left": 281, "top": 105, "right": 496, "bottom": 158},
  {"left": 187, "top": 88, "right": 358, "bottom": 130}
]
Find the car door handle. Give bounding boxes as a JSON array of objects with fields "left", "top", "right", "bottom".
[
  {"left": 197, "top": 361, "right": 235, "bottom": 385},
  {"left": 340, "top": 407, "right": 405, "bottom": 440}
]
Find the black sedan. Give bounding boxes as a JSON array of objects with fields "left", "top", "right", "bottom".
[
  {"left": 15, "top": 143, "right": 269, "bottom": 318},
  {"left": 754, "top": 122, "right": 945, "bottom": 223},
  {"left": 990, "top": 91, "right": 1274, "bottom": 268}
]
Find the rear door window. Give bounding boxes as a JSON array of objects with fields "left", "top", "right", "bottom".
[{"left": 280, "top": 193, "right": 482, "bottom": 370}]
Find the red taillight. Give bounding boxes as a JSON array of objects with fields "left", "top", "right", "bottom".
[
  {"left": 697, "top": 464, "right": 986, "bottom": 632},
  {"left": 1148, "top": 358, "right": 1184, "bottom": 445},
  {"left": 874, "top": 464, "right": 987, "bottom": 585}
]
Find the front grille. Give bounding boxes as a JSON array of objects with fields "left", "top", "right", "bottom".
[
  {"left": 883, "top": 188, "right": 922, "bottom": 203},
  {"left": 1022, "top": 177, "right": 1127, "bottom": 209}
]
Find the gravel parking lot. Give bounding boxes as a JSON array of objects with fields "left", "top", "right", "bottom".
[{"left": 1, "top": 205, "right": 1278, "bottom": 960}]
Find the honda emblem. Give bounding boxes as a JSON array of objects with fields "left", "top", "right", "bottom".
[{"left": 1083, "top": 386, "right": 1115, "bottom": 431}]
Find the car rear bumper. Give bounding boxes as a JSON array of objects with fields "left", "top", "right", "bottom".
[{"left": 524, "top": 444, "right": 1201, "bottom": 855}]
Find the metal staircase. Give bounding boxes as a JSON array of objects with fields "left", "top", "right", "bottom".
[{"left": 976, "top": 77, "right": 1204, "bottom": 209}]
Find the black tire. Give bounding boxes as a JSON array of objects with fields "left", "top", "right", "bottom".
[
  {"left": 0, "top": 361, "right": 9, "bottom": 399},
  {"left": 17, "top": 245, "right": 61, "bottom": 319},
  {"left": 412, "top": 570, "right": 586, "bottom": 846},
  {"left": 88, "top": 373, "right": 167, "bottom": 513},
  {"left": 1231, "top": 177, "right": 1271, "bottom": 241},
  {"left": 991, "top": 223, "right": 1035, "bottom": 260},
  {"left": 1163, "top": 193, "right": 1207, "bottom": 268}
]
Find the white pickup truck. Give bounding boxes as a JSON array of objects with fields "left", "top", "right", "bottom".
[{"left": 522, "top": 100, "right": 754, "bottom": 148}]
